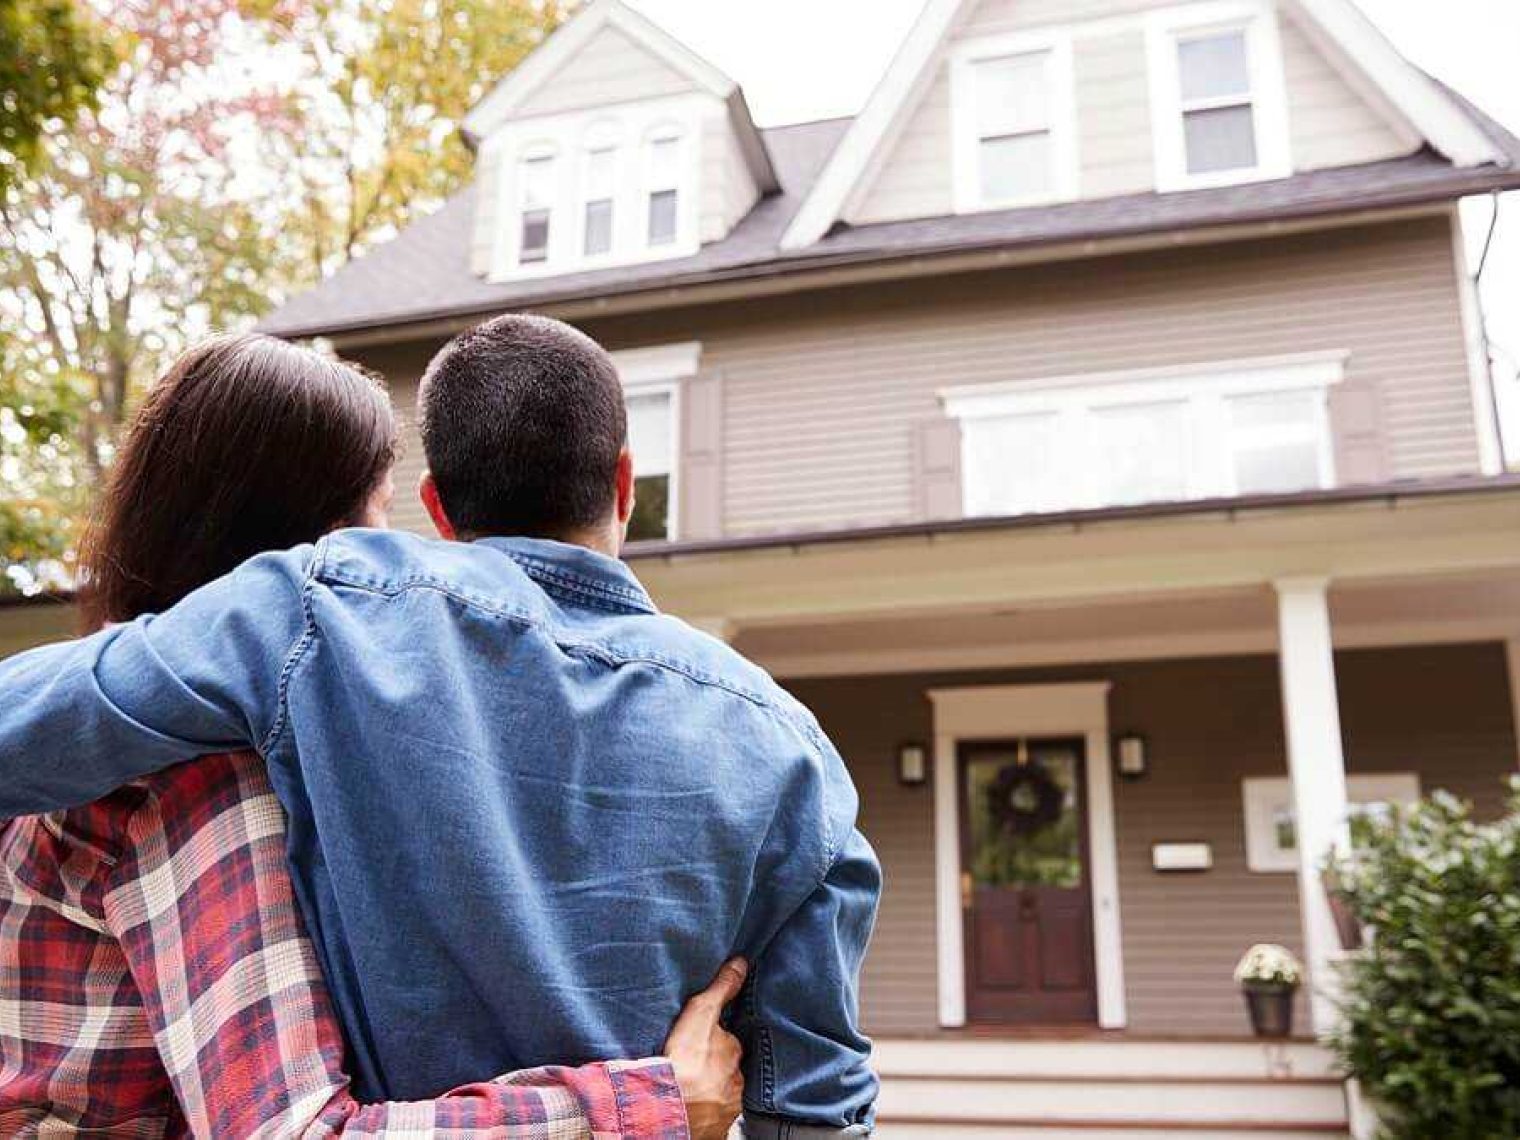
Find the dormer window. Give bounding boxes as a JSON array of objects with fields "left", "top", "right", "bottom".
[
  {"left": 1147, "top": 2, "right": 1291, "bottom": 191},
  {"left": 646, "top": 132, "right": 683, "bottom": 247},
  {"left": 951, "top": 31, "right": 1077, "bottom": 213},
  {"left": 518, "top": 151, "right": 557, "bottom": 264},
  {"left": 582, "top": 144, "right": 617, "bottom": 257}
]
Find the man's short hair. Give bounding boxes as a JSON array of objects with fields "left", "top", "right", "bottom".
[{"left": 418, "top": 315, "right": 627, "bottom": 539}]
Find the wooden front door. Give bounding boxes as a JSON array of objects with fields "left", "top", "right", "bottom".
[{"left": 959, "top": 738, "right": 1098, "bottom": 1025}]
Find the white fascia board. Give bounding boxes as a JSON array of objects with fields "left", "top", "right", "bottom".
[
  {"left": 463, "top": 0, "right": 736, "bottom": 144},
  {"left": 780, "top": 0, "right": 973, "bottom": 251},
  {"left": 1288, "top": 0, "right": 1503, "bottom": 168}
]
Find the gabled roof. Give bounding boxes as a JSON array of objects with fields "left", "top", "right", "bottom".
[
  {"left": 780, "top": 0, "right": 1509, "bottom": 250},
  {"left": 461, "top": 0, "right": 777, "bottom": 193}
]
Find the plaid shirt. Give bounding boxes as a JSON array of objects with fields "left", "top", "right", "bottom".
[{"left": 0, "top": 751, "right": 690, "bottom": 1138}]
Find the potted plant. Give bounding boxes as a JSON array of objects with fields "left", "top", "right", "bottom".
[{"left": 1234, "top": 943, "right": 1303, "bottom": 1039}]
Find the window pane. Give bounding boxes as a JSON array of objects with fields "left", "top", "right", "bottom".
[
  {"left": 1184, "top": 104, "right": 1258, "bottom": 174},
  {"left": 520, "top": 209, "right": 550, "bottom": 263},
  {"left": 626, "top": 390, "right": 673, "bottom": 477},
  {"left": 979, "top": 132, "right": 1052, "bottom": 202},
  {"left": 975, "top": 52, "right": 1050, "bottom": 137},
  {"left": 584, "top": 199, "right": 613, "bottom": 256},
  {"left": 648, "top": 188, "right": 679, "bottom": 246},
  {"left": 1090, "top": 400, "right": 1189, "bottom": 506},
  {"left": 648, "top": 136, "right": 681, "bottom": 190},
  {"left": 521, "top": 155, "right": 555, "bottom": 209},
  {"left": 628, "top": 474, "right": 670, "bottom": 542},
  {"left": 1234, "top": 442, "right": 1322, "bottom": 495},
  {"left": 963, "top": 412, "right": 1062, "bottom": 516},
  {"left": 1178, "top": 30, "right": 1251, "bottom": 102}
]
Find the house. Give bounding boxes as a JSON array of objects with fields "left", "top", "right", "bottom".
[{"left": 9, "top": 0, "right": 1520, "bottom": 1133}]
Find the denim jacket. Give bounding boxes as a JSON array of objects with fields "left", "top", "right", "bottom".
[{"left": 0, "top": 532, "right": 879, "bottom": 1136}]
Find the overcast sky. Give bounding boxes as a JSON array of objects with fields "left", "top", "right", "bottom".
[{"left": 623, "top": 0, "right": 1520, "bottom": 457}]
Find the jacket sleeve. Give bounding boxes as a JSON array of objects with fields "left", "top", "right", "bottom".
[
  {"left": 736, "top": 730, "right": 882, "bottom": 1137},
  {"left": 0, "top": 546, "right": 313, "bottom": 817}
]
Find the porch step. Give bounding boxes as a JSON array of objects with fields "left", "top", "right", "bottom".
[{"left": 871, "top": 1039, "right": 1350, "bottom": 1136}]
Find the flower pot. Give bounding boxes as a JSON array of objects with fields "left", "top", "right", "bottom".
[{"left": 1242, "top": 982, "right": 1297, "bottom": 1039}]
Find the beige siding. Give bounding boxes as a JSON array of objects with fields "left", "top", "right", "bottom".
[
  {"left": 962, "top": 0, "right": 1163, "bottom": 37},
  {"left": 701, "top": 111, "right": 761, "bottom": 245},
  {"left": 514, "top": 25, "right": 696, "bottom": 119},
  {"left": 470, "top": 143, "right": 503, "bottom": 278},
  {"left": 349, "top": 342, "right": 437, "bottom": 537},
  {"left": 787, "top": 642, "right": 1518, "bottom": 1036},
  {"left": 1281, "top": 15, "right": 1413, "bottom": 170},
  {"left": 1074, "top": 29, "right": 1154, "bottom": 199},
  {"left": 576, "top": 217, "right": 1478, "bottom": 539},
  {"left": 851, "top": 67, "right": 954, "bottom": 225}
]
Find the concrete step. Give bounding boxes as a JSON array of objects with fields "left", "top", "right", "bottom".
[{"left": 878, "top": 1125, "right": 1350, "bottom": 1139}]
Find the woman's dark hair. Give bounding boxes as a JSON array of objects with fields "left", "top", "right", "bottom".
[{"left": 79, "top": 333, "right": 397, "bottom": 630}]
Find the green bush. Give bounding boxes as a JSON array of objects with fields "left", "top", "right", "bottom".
[{"left": 1328, "top": 781, "right": 1520, "bottom": 1139}]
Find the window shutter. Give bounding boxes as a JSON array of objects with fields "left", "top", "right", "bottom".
[
  {"left": 913, "top": 415, "right": 963, "bottom": 521},
  {"left": 1329, "top": 384, "right": 1388, "bottom": 486},
  {"left": 678, "top": 370, "right": 724, "bottom": 540},
  {"left": 470, "top": 150, "right": 502, "bottom": 278}
]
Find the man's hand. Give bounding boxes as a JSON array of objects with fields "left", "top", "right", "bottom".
[{"left": 663, "top": 957, "right": 748, "bottom": 1140}]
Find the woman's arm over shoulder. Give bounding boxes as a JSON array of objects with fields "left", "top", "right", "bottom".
[{"left": 102, "top": 751, "right": 688, "bottom": 1139}]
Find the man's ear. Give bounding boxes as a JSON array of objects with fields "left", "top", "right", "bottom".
[
  {"left": 419, "top": 472, "right": 459, "bottom": 541},
  {"left": 615, "top": 449, "right": 636, "bottom": 527}
]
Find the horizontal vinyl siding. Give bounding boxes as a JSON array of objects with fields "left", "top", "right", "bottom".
[
  {"left": 1281, "top": 15, "right": 1412, "bottom": 170},
  {"left": 1075, "top": 30, "right": 1154, "bottom": 200},
  {"left": 514, "top": 25, "right": 696, "bottom": 119},
  {"left": 851, "top": 69, "right": 954, "bottom": 225},
  {"left": 787, "top": 643, "right": 1518, "bottom": 1037},
  {"left": 349, "top": 343, "right": 437, "bottom": 537},
  {"left": 962, "top": 0, "right": 1161, "bottom": 37},
  {"left": 585, "top": 217, "right": 1477, "bottom": 538}
]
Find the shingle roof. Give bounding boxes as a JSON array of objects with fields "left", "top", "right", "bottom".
[{"left": 259, "top": 108, "right": 1520, "bottom": 342}]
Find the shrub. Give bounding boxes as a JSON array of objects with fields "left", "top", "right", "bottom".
[{"left": 1328, "top": 781, "right": 1520, "bottom": 1139}]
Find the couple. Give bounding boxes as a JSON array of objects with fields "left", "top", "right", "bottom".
[{"left": 0, "top": 317, "right": 880, "bottom": 1137}]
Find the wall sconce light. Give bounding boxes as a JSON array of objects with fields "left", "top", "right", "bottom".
[
  {"left": 1115, "top": 733, "right": 1149, "bottom": 780},
  {"left": 898, "top": 742, "right": 928, "bottom": 786}
]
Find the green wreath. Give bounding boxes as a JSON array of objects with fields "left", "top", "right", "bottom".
[{"left": 987, "top": 763, "right": 1066, "bottom": 836}]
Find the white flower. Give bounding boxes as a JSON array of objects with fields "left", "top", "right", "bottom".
[{"left": 1234, "top": 943, "right": 1304, "bottom": 986}]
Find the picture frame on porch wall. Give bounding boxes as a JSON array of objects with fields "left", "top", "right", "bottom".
[{"left": 1240, "top": 774, "right": 1421, "bottom": 873}]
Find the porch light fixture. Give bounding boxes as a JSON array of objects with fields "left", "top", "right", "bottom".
[
  {"left": 1115, "top": 733, "right": 1149, "bottom": 781},
  {"left": 898, "top": 742, "right": 928, "bottom": 786}
]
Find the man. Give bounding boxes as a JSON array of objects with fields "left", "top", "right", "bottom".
[{"left": 0, "top": 315, "right": 880, "bottom": 1138}]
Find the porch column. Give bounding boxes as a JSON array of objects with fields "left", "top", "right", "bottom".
[{"left": 1273, "top": 577, "right": 1352, "bottom": 1037}]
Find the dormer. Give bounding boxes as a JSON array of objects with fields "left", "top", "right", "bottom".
[{"left": 462, "top": 0, "right": 778, "bottom": 282}]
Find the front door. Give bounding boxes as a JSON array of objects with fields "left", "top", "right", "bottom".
[{"left": 959, "top": 738, "right": 1098, "bottom": 1024}]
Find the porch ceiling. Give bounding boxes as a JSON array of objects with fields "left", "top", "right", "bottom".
[{"left": 627, "top": 485, "right": 1520, "bottom": 670}]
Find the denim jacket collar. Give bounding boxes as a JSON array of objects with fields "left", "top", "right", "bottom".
[{"left": 474, "top": 536, "right": 658, "bottom": 616}]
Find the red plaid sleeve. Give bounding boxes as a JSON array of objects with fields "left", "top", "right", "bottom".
[{"left": 91, "top": 751, "right": 688, "bottom": 1138}]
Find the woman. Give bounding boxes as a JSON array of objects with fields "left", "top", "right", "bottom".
[{"left": 0, "top": 334, "right": 744, "bottom": 1138}]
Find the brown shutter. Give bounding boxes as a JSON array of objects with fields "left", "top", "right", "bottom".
[
  {"left": 1329, "top": 384, "right": 1389, "bottom": 487},
  {"left": 913, "top": 415, "right": 963, "bottom": 521},
  {"left": 679, "top": 370, "right": 724, "bottom": 540}
]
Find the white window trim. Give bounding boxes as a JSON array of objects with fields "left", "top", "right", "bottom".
[
  {"left": 1242, "top": 772, "right": 1420, "bottom": 873},
  {"left": 575, "top": 121, "right": 626, "bottom": 266},
  {"left": 1145, "top": 0, "right": 1293, "bottom": 193},
  {"left": 928, "top": 682, "right": 1126, "bottom": 1029},
  {"left": 950, "top": 29, "right": 1079, "bottom": 214},
  {"left": 489, "top": 94, "right": 705, "bottom": 282},
  {"left": 611, "top": 342, "right": 700, "bottom": 542},
  {"left": 942, "top": 352, "right": 1346, "bottom": 515}
]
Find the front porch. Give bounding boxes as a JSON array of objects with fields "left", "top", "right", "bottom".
[{"left": 633, "top": 481, "right": 1520, "bottom": 1135}]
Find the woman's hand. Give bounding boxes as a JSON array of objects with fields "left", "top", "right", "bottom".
[{"left": 662, "top": 957, "right": 748, "bottom": 1140}]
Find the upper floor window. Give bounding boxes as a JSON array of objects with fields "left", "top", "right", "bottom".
[
  {"left": 1147, "top": 2, "right": 1291, "bottom": 191},
  {"left": 518, "top": 152, "right": 557, "bottom": 264},
  {"left": 943, "top": 354, "right": 1343, "bottom": 519},
  {"left": 646, "top": 132, "right": 683, "bottom": 247},
  {"left": 952, "top": 32, "right": 1076, "bottom": 213},
  {"left": 582, "top": 144, "right": 617, "bottom": 258}
]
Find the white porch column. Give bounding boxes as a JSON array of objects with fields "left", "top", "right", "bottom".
[{"left": 1274, "top": 577, "right": 1353, "bottom": 1037}]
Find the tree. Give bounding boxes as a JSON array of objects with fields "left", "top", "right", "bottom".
[
  {"left": 0, "top": 0, "right": 567, "bottom": 594},
  {"left": 0, "top": 0, "right": 108, "bottom": 190}
]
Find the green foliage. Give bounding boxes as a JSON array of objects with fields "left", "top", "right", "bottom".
[
  {"left": 1329, "top": 783, "right": 1520, "bottom": 1139},
  {"left": 0, "top": 0, "right": 108, "bottom": 189}
]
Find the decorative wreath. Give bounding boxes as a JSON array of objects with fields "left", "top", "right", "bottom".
[{"left": 987, "top": 762, "right": 1066, "bottom": 836}]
